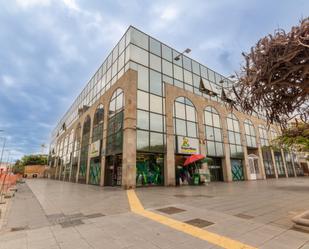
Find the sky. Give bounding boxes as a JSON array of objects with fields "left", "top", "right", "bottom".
[{"left": 0, "top": 0, "right": 308, "bottom": 161}]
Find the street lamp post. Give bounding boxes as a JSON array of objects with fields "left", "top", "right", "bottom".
[{"left": 0, "top": 130, "right": 6, "bottom": 168}]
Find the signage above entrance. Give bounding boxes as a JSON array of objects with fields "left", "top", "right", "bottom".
[
  {"left": 176, "top": 136, "right": 200, "bottom": 155},
  {"left": 90, "top": 140, "right": 101, "bottom": 158}
]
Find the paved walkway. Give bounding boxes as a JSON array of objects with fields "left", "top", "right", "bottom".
[{"left": 0, "top": 178, "right": 309, "bottom": 249}]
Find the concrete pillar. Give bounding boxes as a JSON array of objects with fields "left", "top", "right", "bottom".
[
  {"left": 221, "top": 114, "right": 232, "bottom": 182},
  {"left": 196, "top": 107, "right": 206, "bottom": 156},
  {"left": 196, "top": 107, "right": 208, "bottom": 176},
  {"left": 54, "top": 158, "right": 59, "bottom": 179},
  {"left": 68, "top": 152, "right": 73, "bottom": 182},
  {"left": 281, "top": 149, "right": 289, "bottom": 178},
  {"left": 75, "top": 133, "right": 82, "bottom": 183},
  {"left": 165, "top": 93, "right": 176, "bottom": 186},
  {"left": 58, "top": 159, "right": 62, "bottom": 180},
  {"left": 165, "top": 131, "right": 176, "bottom": 186},
  {"left": 255, "top": 126, "right": 266, "bottom": 179},
  {"left": 270, "top": 149, "right": 278, "bottom": 178},
  {"left": 121, "top": 72, "right": 137, "bottom": 189},
  {"left": 257, "top": 146, "right": 266, "bottom": 179},
  {"left": 100, "top": 106, "right": 109, "bottom": 186},
  {"left": 238, "top": 120, "right": 250, "bottom": 180},
  {"left": 86, "top": 120, "right": 94, "bottom": 184},
  {"left": 290, "top": 151, "right": 297, "bottom": 177}
]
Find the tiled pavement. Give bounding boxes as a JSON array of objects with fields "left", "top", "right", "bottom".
[{"left": 0, "top": 178, "right": 309, "bottom": 249}]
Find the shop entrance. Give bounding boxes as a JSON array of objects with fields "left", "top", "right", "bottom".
[
  {"left": 70, "top": 163, "right": 77, "bottom": 182},
  {"left": 104, "top": 154, "right": 122, "bottom": 186},
  {"left": 136, "top": 153, "right": 164, "bottom": 186},
  {"left": 175, "top": 154, "right": 206, "bottom": 186},
  {"left": 89, "top": 157, "right": 101, "bottom": 185},
  {"left": 248, "top": 154, "right": 260, "bottom": 180},
  {"left": 175, "top": 154, "right": 186, "bottom": 186},
  {"left": 231, "top": 159, "right": 244, "bottom": 181},
  {"left": 208, "top": 157, "right": 223, "bottom": 181}
]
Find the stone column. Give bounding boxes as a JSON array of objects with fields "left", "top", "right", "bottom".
[
  {"left": 290, "top": 151, "right": 297, "bottom": 177},
  {"left": 270, "top": 149, "right": 278, "bottom": 178},
  {"left": 281, "top": 149, "right": 289, "bottom": 178},
  {"left": 86, "top": 120, "right": 94, "bottom": 184},
  {"left": 257, "top": 146, "right": 266, "bottom": 179},
  {"left": 75, "top": 127, "right": 82, "bottom": 183},
  {"left": 58, "top": 159, "right": 62, "bottom": 180},
  {"left": 54, "top": 157, "right": 59, "bottom": 179},
  {"left": 68, "top": 152, "right": 73, "bottom": 182},
  {"left": 100, "top": 105, "right": 109, "bottom": 187},
  {"left": 239, "top": 120, "right": 250, "bottom": 180},
  {"left": 196, "top": 105, "right": 208, "bottom": 179},
  {"left": 164, "top": 88, "right": 176, "bottom": 186},
  {"left": 121, "top": 71, "right": 137, "bottom": 189},
  {"left": 221, "top": 114, "right": 232, "bottom": 182},
  {"left": 255, "top": 125, "right": 266, "bottom": 179}
]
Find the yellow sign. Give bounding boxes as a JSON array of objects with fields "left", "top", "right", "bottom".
[
  {"left": 177, "top": 136, "right": 199, "bottom": 154},
  {"left": 90, "top": 140, "right": 101, "bottom": 158}
]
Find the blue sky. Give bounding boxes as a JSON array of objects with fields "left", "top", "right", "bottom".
[{"left": 0, "top": 0, "right": 307, "bottom": 161}]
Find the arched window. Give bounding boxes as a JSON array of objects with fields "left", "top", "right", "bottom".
[
  {"left": 106, "top": 89, "right": 124, "bottom": 155},
  {"left": 68, "top": 129, "right": 74, "bottom": 156},
  {"left": 92, "top": 104, "right": 104, "bottom": 142},
  {"left": 270, "top": 128, "right": 285, "bottom": 176},
  {"left": 204, "top": 106, "right": 224, "bottom": 156},
  {"left": 270, "top": 129, "right": 278, "bottom": 141},
  {"left": 173, "top": 97, "right": 197, "bottom": 138},
  {"left": 226, "top": 113, "right": 243, "bottom": 157},
  {"left": 78, "top": 116, "right": 91, "bottom": 183},
  {"left": 105, "top": 89, "right": 124, "bottom": 186},
  {"left": 89, "top": 104, "right": 104, "bottom": 185},
  {"left": 109, "top": 88, "right": 124, "bottom": 117},
  {"left": 258, "top": 125, "right": 269, "bottom": 147},
  {"left": 244, "top": 119, "right": 257, "bottom": 148},
  {"left": 259, "top": 125, "right": 275, "bottom": 177}
]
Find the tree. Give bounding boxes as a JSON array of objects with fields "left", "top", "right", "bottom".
[
  {"left": 273, "top": 122, "right": 309, "bottom": 153},
  {"left": 12, "top": 160, "right": 25, "bottom": 174},
  {"left": 232, "top": 17, "right": 309, "bottom": 127},
  {"left": 20, "top": 154, "right": 48, "bottom": 166}
]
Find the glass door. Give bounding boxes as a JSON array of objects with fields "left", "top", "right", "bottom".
[{"left": 231, "top": 159, "right": 244, "bottom": 181}]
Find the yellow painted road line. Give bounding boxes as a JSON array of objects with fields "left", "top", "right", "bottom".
[{"left": 127, "top": 190, "right": 257, "bottom": 249}]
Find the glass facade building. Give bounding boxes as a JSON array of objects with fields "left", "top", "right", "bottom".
[{"left": 49, "top": 26, "right": 298, "bottom": 188}]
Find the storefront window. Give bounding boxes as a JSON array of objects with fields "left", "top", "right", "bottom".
[
  {"left": 270, "top": 128, "right": 285, "bottom": 176},
  {"left": 78, "top": 115, "right": 91, "bottom": 183},
  {"left": 244, "top": 119, "right": 257, "bottom": 148},
  {"left": 136, "top": 153, "right": 164, "bottom": 186},
  {"left": 227, "top": 113, "right": 243, "bottom": 158},
  {"left": 89, "top": 104, "right": 104, "bottom": 185},
  {"left": 204, "top": 106, "right": 224, "bottom": 157},
  {"left": 274, "top": 151, "right": 286, "bottom": 176},
  {"left": 259, "top": 125, "right": 275, "bottom": 177}
]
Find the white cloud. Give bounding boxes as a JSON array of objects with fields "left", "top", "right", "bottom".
[
  {"left": 62, "top": 0, "right": 80, "bottom": 11},
  {"left": 15, "top": 0, "right": 51, "bottom": 8},
  {"left": 160, "top": 6, "right": 180, "bottom": 22},
  {"left": 1, "top": 75, "right": 16, "bottom": 87}
]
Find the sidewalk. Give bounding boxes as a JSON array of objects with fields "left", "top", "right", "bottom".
[{"left": 0, "top": 178, "right": 308, "bottom": 249}]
